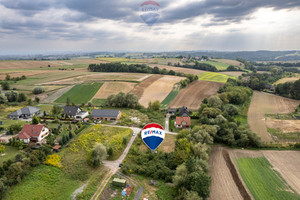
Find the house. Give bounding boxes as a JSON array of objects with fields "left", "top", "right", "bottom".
[
  {"left": 63, "top": 106, "right": 82, "bottom": 118},
  {"left": 75, "top": 111, "right": 89, "bottom": 121},
  {"left": 178, "top": 106, "right": 189, "bottom": 117},
  {"left": 52, "top": 145, "right": 61, "bottom": 152},
  {"left": 265, "top": 84, "right": 275, "bottom": 91},
  {"left": 175, "top": 116, "right": 191, "bottom": 129},
  {"left": 9, "top": 106, "right": 40, "bottom": 120},
  {"left": 91, "top": 109, "right": 121, "bottom": 121},
  {"left": 16, "top": 124, "right": 50, "bottom": 143},
  {"left": 167, "top": 108, "right": 176, "bottom": 116}
]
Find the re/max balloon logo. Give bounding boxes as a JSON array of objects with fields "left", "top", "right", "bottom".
[
  {"left": 139, "top": 1, "right": 160, "bottom": 27},
  {"left": 141, "top": 123, "right": 165, "bottom": 151}
]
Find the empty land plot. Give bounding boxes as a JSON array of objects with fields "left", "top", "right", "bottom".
[
  {"left": 41, "top": 73, "right": 149, "bottom": 85},
  {"left": 266, "top": 118, "right": 300, "bottom": 133},
  {"left": 208, "top": 146, "right": 243, "bottom": 200},
  {"left": 198, "top": 72, "right": 235, "bottom": 83},
  {"left": 93, "top": 82, "right": 136, "bottom": 99},
  {"left": 0, "top": 70, "right": 48, "bottom": 80},
  {"left": 275, "top": 77, "right": 299, "bottom": 84},
  {"left": 219, "top": 71, "right": 245, "bottom": 77},
  {"left": 199, "top": 60, "right": 230, "bottom": 70},
  {"left": 138, "top": 76, "right": 185, "bottom": 107},
  {"left": 248, "top": 91, "right": 300, "bottom": 142},
  {"left": 42, "top": 85, "right": 74, "bottom": 103},
  {"left": 0, "top": 60, "right": 61, "bottom": 69},
  {"left": 131, "top": 75, "right": 162, "bottom": 98},
  {"left": 149, "top": 64, "right": 205, "bottom": 75},
  {"left": 169, "top": 80, "right": 223, "bottom": 110},
  {"left": 55, "top": 82, "right": 103, "bottom": 104},
  {"left": 211, "top": 59, "right": 244, "bottom": 67}
]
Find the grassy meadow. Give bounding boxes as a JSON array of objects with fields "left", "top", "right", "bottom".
[
  {"left": 55, "top": 82, "right": 103, "bottom": 104},
  {"left": 236, "top": 157, "right": 300, "bottom": 200},
  {"left": 160, "top": 84, "right": 181, "bottom": 109},
  {"left": 198, "top": 72, "right": 235, "bottom": 83},
  {"left": 199, "top": 60, "right": 230, "bottom": 70}
]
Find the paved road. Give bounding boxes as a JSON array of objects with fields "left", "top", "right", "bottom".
[{"left": 165, "top": 114, "right": 170, "bottom": 132}]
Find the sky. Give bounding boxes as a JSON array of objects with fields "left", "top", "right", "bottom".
[{"left": 0, "top": 0, "right": 300, "bottom": 54}]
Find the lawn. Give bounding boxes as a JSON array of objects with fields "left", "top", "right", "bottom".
[
  {"left": 91, "top": 98, "right": 107, "bottom": 106},
  {"left": 236, "top": 157, "right": 300, "bottom": 200},
  {"left": 4, "top": 165, "right": 80, "bottom": 200},
  {"left": 199, "top": 60, "right": 230, "bottom": 70},
  {"left": 161, "top": 84, "right": 181, "bottom": 109},
  {"left": 55, "top": 82, "right": 103, "bottom": 104},
  {"left": 0, "top": 146, "right": 21, "bottom": 164},
  {"left": 198, "top": 72, "right": 235, "bottom": 83}
]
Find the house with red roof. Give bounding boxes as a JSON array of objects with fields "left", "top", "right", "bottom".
[
  {"left": 16, "top": 124, "right": 50, "bottom": 143},
  {"left": 175, "top": 116, "right": 191, "bottom": 129}
]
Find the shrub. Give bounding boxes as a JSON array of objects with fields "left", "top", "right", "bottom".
[
  {"left": 44, "top": 154, "right": 62, "bottom": 168},
  {"left": 32, "top": 86, "right": 44, "bottom": 94}
]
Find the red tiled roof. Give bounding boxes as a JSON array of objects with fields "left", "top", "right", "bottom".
[
  {"left": 16, "top": 124, "right": 45, "bottom": 139},
  {"left": 53, "top": 145, "right": 61, "bottom": 150},
  {"left": 175, "top": 116, "right": 191, "bottom": 126}
]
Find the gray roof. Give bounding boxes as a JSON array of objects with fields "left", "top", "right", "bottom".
[
  {"left": 9, "top": 106, "right": 40, "bottom": 116},
  {"left": 91, "top": 109, "right": 120, "bottom": 118},
  {"left": 167, "top": 108, "right": 176, "bottom": 112},
  {"left": 63, "top": 106, "right": 81, "bottom": 116}
]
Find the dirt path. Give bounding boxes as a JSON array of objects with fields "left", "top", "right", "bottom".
[
  {"left": 42, "top": 85, "right": 74, "bottom": 103},
  {"left": 90, "top": 170, "right": 115, "bottom": 200},
  {"left": 248, "top": 91, "right": 299, "bottom": 143}
]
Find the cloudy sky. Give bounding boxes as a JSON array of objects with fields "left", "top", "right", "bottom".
[{"left": 0, "top": 0, "right": 299, "bottom": 54}]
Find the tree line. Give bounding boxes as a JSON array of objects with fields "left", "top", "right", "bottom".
[
  {"left": 275, "top": 79, "right": 300, "bottom": 100},
  {"left": 88, "top": 63, "right": 186, "bottom": 77}
]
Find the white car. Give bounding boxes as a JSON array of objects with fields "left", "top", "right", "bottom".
[{"left": 133, "top": 132, "right": 136, "bottom": 136}]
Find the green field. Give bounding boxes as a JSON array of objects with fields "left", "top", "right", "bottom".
[
  {"left": 55, "top": 82, "right": 103, "bottom": 104},
  {"left": 161, "top": 84, "right": 181, "bottom": 109},
  {"left": 237, "top": 157, "right": 300, "bottom": 200},
  {"left": 198, "top": 72, "right": 235, "bottom": 83},
  {"left": 199, "top": 60, "right": 230, "bottom": 70},
  {"left": 0, "top": 146, "right": 22, "bottom": 164},
  {"left": 91, "top": 98, "right": 107, "bottom": 106},
  {"left": 4, "top": 165, "right": 79, "bottom": 200}
]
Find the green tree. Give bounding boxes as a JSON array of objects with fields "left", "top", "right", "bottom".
[
  {"left": 32, "top": 86, "right": 44, "bottom": 94},
  {"left": 35, "top": 96, "right": 40, "bottom": 103},
  {"left": 66, "top": 97, "right": 70, "bottom": 106},
  {"left": 0, "top": 144, "right": 5, "bottom": 153},
  {"left": 148, "top": 100, "right": 161, "bottom": 111},
  {"left": 0, "top": 94, "right": 8, "bottom": 104},
  {"left": 1, "top": 81, "right": 10, "bottom": 90},
  {"left": 291, "top": 79, "right": 300, "bottom": 100},
  {"left": 5, "top": 74, "right": 11, "bottom": 81},
  {"left": 88, "top": 143, "right": 107, "bottom": 167},
  {"left": 52, "top": 105, "right": 62, "bottom": 116},
  {"left": 18, "top": 93, "right": 27, "bottom": 102},
  {"left": 32, "top": 115, "right": 40, "bottom": 124},
  {"left": 28, "top": 98, "right": 32, "bottom": 106}
]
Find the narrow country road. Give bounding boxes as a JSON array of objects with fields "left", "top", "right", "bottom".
[
  {"left": 90, "top": 124, "right": 178, "bottom": 200},
  {"left": 165, "top": 114, "right": 170, "bottom": 132}
]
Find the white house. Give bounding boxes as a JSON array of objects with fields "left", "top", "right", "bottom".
[{"left": 16, "top": 124, "right": 50, "bottom": 143}]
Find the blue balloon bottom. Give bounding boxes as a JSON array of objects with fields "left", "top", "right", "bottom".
[{"left": 143, "top": 136, "right": 164, "bottom": 151}]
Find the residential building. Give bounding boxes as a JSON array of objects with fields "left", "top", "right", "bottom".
[
  {"left": 178, "top": 106, "right": 189, "bottom": 117},
  {"left": 16, "top": 124, "right": 50, "bottom": 143},
  {"left": 167, "top": 108, "right": 176, "bottom": 116},
  {"left": 91, "top": 109, "right": 121, "bottom": 121},
  {"left": 63, "top": 106, "right": 82, "bottom": 118},
  {"left": 175, "top": 116, "right": 191, "bottom": 129},
  {"left": 9, "top": 106, "right": 40, "bottom": 120}
]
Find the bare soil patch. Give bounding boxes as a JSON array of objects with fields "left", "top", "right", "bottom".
[
  {"left": 41, "top": 73, "right": 149, "bottom": 85},
  {"left": 0, "top": 60, "right": 61, "bottom": 69},
  {"left": 275, "top": 77, "right": 299, "bottom": 84},
  {"left": 211, "top": 59, "right": 244, "bottom": 67},
  {"left": 169, "top": 80, "right": 223, "bottom": 110},
  {"left": 93, "top": 82, "right": 136, "bottom": 99},
  {"left": 0, "top": 70, "right": 47, "bottom": 80},
  {"left": 131, "top": 75, "right": 163, "bottom": 99},
  {"left": 149, "top": 64, "right": 205, "bottom": 75},
  {"left": 266, "top": 118, "right": 300, "bottom": 133},
  {"left": 248, "top": 91, "right": 300, "bottom": 142},
  {"left": 42, "top": 85, "right": 74, "bottom": 103},
  {"left": 138, "top": 76, "right": 185, "bottom": 107}
]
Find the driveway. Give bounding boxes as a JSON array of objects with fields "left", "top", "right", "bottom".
[{"left": 165, "top": 114, "right": 170, "bottom": 132}]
